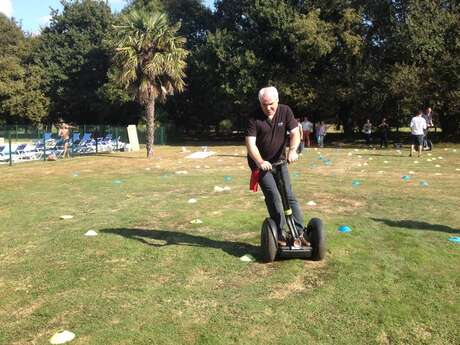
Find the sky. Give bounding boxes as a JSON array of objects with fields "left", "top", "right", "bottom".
[{"left": 0, "top": 0, "right": 215, "bottom": 34}]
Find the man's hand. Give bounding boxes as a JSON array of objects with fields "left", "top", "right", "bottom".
[
  {"left": 287, "top": 149, "right": 299, "bottom": 164},
  {"left": 258, "top": 160, "right": 272, "bottom": 171}
]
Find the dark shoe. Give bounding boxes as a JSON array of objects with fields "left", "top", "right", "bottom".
[{"left": 277, "top": 232, "right": 287, "bottom": 246}]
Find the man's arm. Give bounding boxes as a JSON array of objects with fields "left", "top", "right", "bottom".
[
  {"left": 245, "top": 136, "right": 272, "bottom": 171},
  {"left": 287, "top": 128, "right": 300, "bottom": 163},
  {"left": 284, "top": 107, "right": 300, "bottom": 163},
  {"left": 428, "top": 115, "right": 434, "bottom": 127}
]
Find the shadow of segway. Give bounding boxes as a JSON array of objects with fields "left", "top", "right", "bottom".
[
  {"left": 371, "top": 218, "right": 458, "bottom": 234},
  {"left": 101, "top": 228, "right": 261, "bottom": 261}
]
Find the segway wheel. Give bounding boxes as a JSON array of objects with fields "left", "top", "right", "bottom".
[
  {"left": 260, "top": 218, "right": 278, "bottom": 263},
  {"left": 306, "top": 218, "right": 326, "bottom": 261}
]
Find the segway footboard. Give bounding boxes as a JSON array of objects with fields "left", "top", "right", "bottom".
[{"left": 278, "top": 245, "right": 313, "bottom": 259}]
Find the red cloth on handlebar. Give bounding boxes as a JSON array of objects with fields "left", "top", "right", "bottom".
[{"left": 249, "top": 169, "right": 260, "bottom": 192}]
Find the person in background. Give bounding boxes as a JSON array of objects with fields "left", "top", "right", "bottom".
[
  {"left": 362, "top": 119, "right": 373, "bottom": 147},
  {"left": 58, "top": 120, "right": 74, "bottom": 159},
  {"left": 315, "top": 121, "right": 329, "bottom": 148},
  {"left": 422, "top": 107, "right": 434, "bottom": 127},
  {"left": 422, "top": 107, "right": 434, "bottom": 150},
  {"left": 409, "top": 110, "right": 427, "bottom": 157},
  {"left": 378, "top": 118, "right": 389, "bottom": 148},
  {"left": 296, "top": 118, "right": 304, "bottom": 154},
  {"left": 301, "top": 116, "right": 313, "bottom": 147}
]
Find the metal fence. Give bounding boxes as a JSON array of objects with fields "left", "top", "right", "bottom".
[{"left": 0, "top": 124, "right": 167, "bottom": 166}]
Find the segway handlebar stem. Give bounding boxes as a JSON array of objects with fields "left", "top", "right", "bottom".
[
  {"left": 270, "top": 159, "right": 301, "bottom": 240},
  {"left": 271, "top": 160, "right": 287, "bottom": 167}
]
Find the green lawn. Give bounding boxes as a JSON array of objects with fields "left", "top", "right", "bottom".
[{"left": 0, "top": 144, "right": 459, "bottom": 345}]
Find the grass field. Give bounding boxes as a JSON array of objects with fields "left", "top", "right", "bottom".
[{"left": 0, "top": 144, "right": 459, "bottom": 345}]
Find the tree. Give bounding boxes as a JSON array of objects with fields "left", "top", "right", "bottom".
[
  {"left": 126, "top": 0, "right": 215, "bottom": 133},
  {"left": 195, "top": 0, "right": 338, "bottom": 126},
  {"left": 31, "top": 0, "right": 114, "bottom": 124},
  {"left": 108, "top": 9, "right": 188, "bottom": 158},
  {"left": 128, "top": 0, "right": 215, "bottom": 47},
  {"left": 370, "top": 0, "right": 460, "bottom": 136},
  {"left": 431, "top": 4, "right": 460, "bottom": 136},
  {"left": 0, "top": 14, "right": 49, "bottom": 124}
]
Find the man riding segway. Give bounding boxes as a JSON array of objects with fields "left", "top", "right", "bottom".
[{"left": 246, "top": 87, "right": 325, "bottom": 262}]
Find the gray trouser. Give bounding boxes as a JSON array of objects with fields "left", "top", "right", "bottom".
[{"left": 259, "top": 164, "right": 304, "bottom": 237}]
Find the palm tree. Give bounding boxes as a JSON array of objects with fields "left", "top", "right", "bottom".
[{"left": 109, "top": 10, "right": 188, "bottom": 158}]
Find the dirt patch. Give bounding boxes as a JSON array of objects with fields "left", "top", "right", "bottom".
[
  {"left": 376, "top": 330, "right": 390, "bottom": 345},
  {"left": 12, "top": 299, "right": 45, "bottom": 320},
  {"left": 104, "top": 258, "right": 129, "bottom": 264},
  {"left": 10, "top": 328, "right": 47, "bottom": 345},
  {"left": 185, "top": 267, "right": 213, "bottom": 288},
  {"left": 411, "top": 324, "right": 433, "bottom": 341},
  {"left": 9, "top": 304, "right": 82, "bottom": 345},
  {"left": 182, "top": 297, "right": 218, "bottom": 323},
  {"left": 269, "top": 262, "right": 326, "bottom": 300},
  {"left": 224, "top": 232, "right": 257, "bottom": 241},
  {"left": 246, "top": 324, "right": 274, "bottom": 342},
  {"left": 391, "top": 322, "right": 434, "bottom": 343},
  {"left": 302, "top": 259, "right": 327, "bottom": 271},
  {"left": 191, "top": 227, "right": 218, "bottom": 236},
  {"left": 269, "top": 275, "right": 307, "bottom": 300},
  {"left": 305, "top": 192, "right": 365, "bottom": 215},
  {"left": 247, "top": 262, "right": 276, "bottom": 279}
]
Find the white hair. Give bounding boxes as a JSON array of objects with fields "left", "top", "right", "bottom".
[{"left": 258, "top": 86, "right": 279, "bottom": 102}]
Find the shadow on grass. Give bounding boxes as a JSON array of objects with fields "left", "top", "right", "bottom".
[
  {"left": 371, "top": 218, "right": 459, "bottom": 234},
  {"left": 101, "top": 228, "right": 261, "bottom": 260},
  {"left": 94, "top": 154, "right": 146, "bottom": 160},
  {"left": 354, "top": 153, "right": 406, "bottom": 157},
  {"left": 215, "top": 154, "right": 246, "bottom": 158}
]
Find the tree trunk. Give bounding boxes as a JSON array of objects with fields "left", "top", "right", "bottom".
[
  {"left": 145, "top": 99, "right": 155, "bottom": 158},
  {"left": 338, "top": 104, "right": 354, "bottom": 139}
]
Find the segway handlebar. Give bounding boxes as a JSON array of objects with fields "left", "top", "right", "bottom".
[{"left": 271, "top": 160, "right": 287, "bottom": 167}]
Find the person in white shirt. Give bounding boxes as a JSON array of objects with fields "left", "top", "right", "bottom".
[
  {"left": 362, "top": 119, "right": 373, "bottom": 146},
  {"left": 409, "top": 110, "right": 427, "bottom": 157},
  {"left": 301, "top": 117, "right": 313, "bottom": 147}
]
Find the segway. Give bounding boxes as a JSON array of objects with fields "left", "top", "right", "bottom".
[{"left": 260, "top": 160, "right": 326, "bottom": 262}]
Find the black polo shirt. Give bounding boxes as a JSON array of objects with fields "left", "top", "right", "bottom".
[{"left": 246, "top": 104, "right": 297, "bottom": 170}]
